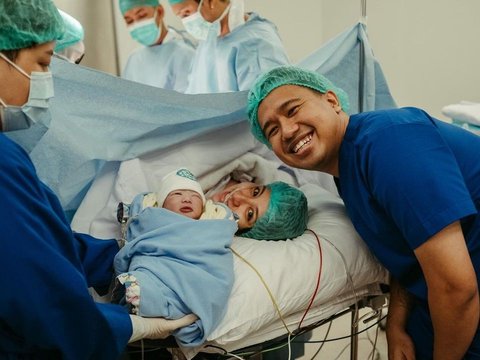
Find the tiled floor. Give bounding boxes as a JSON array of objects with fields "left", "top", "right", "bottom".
[{"left": 297, "top": 308, "right": 387, "bottom": 360}]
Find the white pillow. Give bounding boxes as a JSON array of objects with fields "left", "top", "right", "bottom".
[{"left": 208, "top": 183, "right": 388, "bottom": 343}]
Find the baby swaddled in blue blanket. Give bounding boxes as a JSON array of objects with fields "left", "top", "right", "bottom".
[{"left": 113, "top": 168, "right": 238, "bottom": 347}]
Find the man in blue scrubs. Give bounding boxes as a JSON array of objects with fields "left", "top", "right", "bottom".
[
  {"left": 247, "top": 66, "right": 480, "bottom": 359},
  {"left": 0, "top": 1, "right": 196, "bottom": 358}
]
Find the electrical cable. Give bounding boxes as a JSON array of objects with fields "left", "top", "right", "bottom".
[
  {"left": 227, "top": 314, "right": 386, "bottom": 359},
  {"left": 297, "top": 229, "right": 323, "bottom": 330},
  {"left": 230, "top": 247, "right": 292, "bottom": 334},
  {"left": 287, "top": 332, "right": 292, "bottom": 360},
  {"left": 367, "top": 312, "right": 381, "bottom": 360},
  {"left": 225, "top": 352, "right": 245, "bottom": 359},
  {"left": 321, "top": 235, "right": 360, "bottom": 328},
  {"left": 302, "top": 314, "right": 386, "bottom": 344},
  {"left": 309, "top": 320, "right": 333, "bottom": 360}
]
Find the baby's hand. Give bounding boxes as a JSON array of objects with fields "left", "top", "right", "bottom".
[{"left": 200, "top": 200, "right": 237, "bottom": 221}]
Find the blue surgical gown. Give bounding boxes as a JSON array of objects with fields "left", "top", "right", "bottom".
[
  {"left": 0, "top": 134, "right": 131, "bottom": 359},
  {"left": 185, "top": 12, "right": 289, "bottom": 94},
  {"left": 122, "top": 27, "right": 195, "bottom": 92},
  {"left": 337, "top": 107, "right": 480, "bottom": 358}
]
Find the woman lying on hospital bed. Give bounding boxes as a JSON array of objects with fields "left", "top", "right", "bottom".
[{"left": 111, "top": 158, "right": 309, "bottom": 347}]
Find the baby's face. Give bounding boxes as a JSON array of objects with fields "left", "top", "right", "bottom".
[{"left": 163, "top": 189, "right": 203, "bottom": 219}]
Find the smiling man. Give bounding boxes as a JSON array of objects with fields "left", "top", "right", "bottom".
[{"left": 247, "top": 65, "right": 480, "bottom": 359}]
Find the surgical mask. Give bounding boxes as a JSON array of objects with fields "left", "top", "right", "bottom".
[
  {"left": 0, "top": 53, "right": 54, "bottom": 133},
  {"left": 182, "top": 0, "right": 231, "bottom": 41},
  {"left": 128, "top": 11, "right": 161, "bottom": 46},
  {"left": 227, "top": 0, "right": 245, "bottom": 32}
]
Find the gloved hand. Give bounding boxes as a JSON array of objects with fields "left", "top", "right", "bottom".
[{"left": 129, "top": 314, "right": 198, "bottom": 343}]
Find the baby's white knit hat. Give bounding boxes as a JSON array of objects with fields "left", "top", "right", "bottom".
[{"left": 156, "top": 168, "right": 206, "bottom": 207}]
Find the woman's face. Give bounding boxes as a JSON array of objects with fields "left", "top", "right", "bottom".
[
  {"left": 211, "top": 182, "right": 271, "bottom": 230},
  {"left": 0, "top": 41, "right": 55, "bottom": 106},
  {"left": 257, "top": 85, "right": 347, "bottom": 175}
]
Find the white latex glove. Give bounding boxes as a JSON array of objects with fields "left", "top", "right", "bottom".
[{"left": 129, "top": 314, "right": 198, "bottom": 343}]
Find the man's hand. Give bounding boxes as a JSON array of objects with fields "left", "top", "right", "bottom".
[
  {"left": 387, "top": 325, "right": 416, "bottom": 360},
  {"left": 129, "top": 314, "right": 198, "bottom": 343}
]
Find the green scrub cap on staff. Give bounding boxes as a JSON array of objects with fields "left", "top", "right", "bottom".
[
  {"left": 55, "top": 10, "right": 84, "bottom": 52},
  {"left": 0, "top": 0, "right": 64, "bottom": 51},
  {"left": 168, "top": 0, "right": 185, "bottom": 4},
  {"left": 239, "top": 181, "right": 308, "bottom": 241},
  {"left": 247, "top": 65, "right": 350, "bottom": 148},
  {"left": 119, "top": 0, "right": 159, "bottom": 14}
]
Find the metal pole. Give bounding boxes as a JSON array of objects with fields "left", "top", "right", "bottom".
[
  {"left": 350, "top": 307, "right": 359, "bottom": 360},
  {"left": 110, "top": 0, "right": 121, "bottom": 76}
]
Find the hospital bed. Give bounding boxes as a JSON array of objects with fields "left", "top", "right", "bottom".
[
  {"left": 9, "top": 22, "right": 395, "bottom": 360},
  {"left": 71, "top": 123, "right": 389, "bottom": 359}
]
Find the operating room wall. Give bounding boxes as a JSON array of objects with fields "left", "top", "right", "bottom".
[
  {"left": 320, "top": 0, "right": 480, "bottom": 120},
  {"left": 53, "top": 0, "right": 480, "bottom": 120}
]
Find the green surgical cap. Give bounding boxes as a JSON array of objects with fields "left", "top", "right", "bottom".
[
  {"left": 240, "top": 181, "right": 308, "bottom": 241},
  {"left": 168, "top": 0, "right": 185, "bottom": 4},
  {"left": 247, "top": 65, "right": 350, "bottom": 148},
  {"left": 0, "top": 0, "right": 64, "bottom": 51},
  {"left": 119, "top": 0, "right": 159, "bottom": 14},
  {"left": 55, "top": 10, "right": 84, "bottom": 52}
]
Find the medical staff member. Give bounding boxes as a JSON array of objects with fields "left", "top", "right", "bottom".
[
  {"left": 120, "top": 0, "right": 195, "bottom": 92},
  {"left": 55, "top": 9, "right": 85, "bottom": 64},
  {"left": 0, "top": 1, "right": 196, "bottom": 358},
  {"left": 169, "top": 0, "right": 289, "bottom": 94},
  {"left": 247, "top": 66, "right": 480, "bottom": 359}
]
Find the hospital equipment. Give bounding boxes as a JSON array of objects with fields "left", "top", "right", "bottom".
[{"left": 8, "top": 20, "right": 394, "bottom": 359}]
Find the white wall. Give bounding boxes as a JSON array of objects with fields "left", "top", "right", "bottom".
[
  {"left": 54, "top": 0, "right": 119, "bottom": 74},
  {"left": 321, "top": 0, "right": 480, "bottom": 119},
  {"left": 54, "top": 0, "right": 480, "bottom": 120}
]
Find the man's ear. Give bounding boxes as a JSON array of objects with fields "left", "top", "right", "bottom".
[{"left": 325, "top": 90, "right": 342, "bottom": 113}]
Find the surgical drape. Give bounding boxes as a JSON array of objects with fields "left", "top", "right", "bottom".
[{"left": 7, "top": 22, "right": 396, "bottom": 217}]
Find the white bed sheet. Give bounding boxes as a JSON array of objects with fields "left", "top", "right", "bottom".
[{"left": 191, "top": 183, "right": 388, "bottom": 356}]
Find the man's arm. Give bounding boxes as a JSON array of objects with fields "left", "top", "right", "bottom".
[
  {"left": 386, "top": 277, "right": 416, "bottom": 360},
  {"left": 415, "top": 221, "right": 479, "bottom": 360}
]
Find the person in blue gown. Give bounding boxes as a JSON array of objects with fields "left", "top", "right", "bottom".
[
  {"left": 0, "top": 1, "right": 196, "bottom": 358},
  {"left": 119, "top": 0, "right": 195, "bottom": 92},
  {"left": 169, "top": 0, "right": 289, "bottom": 94},
  {"left": 247, "top": 65, "right": 480, "bottom": 359}
]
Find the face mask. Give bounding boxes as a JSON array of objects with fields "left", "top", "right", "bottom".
[
  {"left": 228, "top": 0, "right": 245, "bottom": 32},
  {"left": 182, "top": 0, "right": 231, "bottom": 41},
  {"left": 128, "top": 11, "right": 161, "bottom": 46},
  {"left": 0, "top": 53, "right": 54, "bottom": 133}
]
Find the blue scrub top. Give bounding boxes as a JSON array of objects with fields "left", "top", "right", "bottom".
[
  {"left": 338, "top": 107, "right": 480, "bottom": 357},
  {"left": 0, "top": 134, "right": 131, "bottom": 359},
  {"left": 185, "top": 12, "right": 290, "bottom": 94},
  {"left": 122, "top": 27, "right": 195, "bottom": 92}
]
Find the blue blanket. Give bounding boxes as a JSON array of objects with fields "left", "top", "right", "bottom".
[{"left": 114, "top": 205, "right": 237, "bottom": 347}]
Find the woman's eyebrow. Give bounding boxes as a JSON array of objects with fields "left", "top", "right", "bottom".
[
  {"left": 253, "top": 186, "right": 266, "bottom": 223},
  {"left": 258, "top": 186, "right": 266, "bottom": 197}
]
